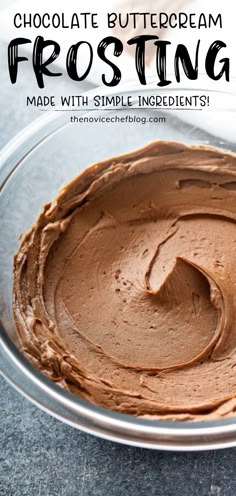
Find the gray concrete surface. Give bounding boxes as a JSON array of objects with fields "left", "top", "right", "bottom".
[{"left": 1, "top": 20, "right": 236, "bottom": 496}]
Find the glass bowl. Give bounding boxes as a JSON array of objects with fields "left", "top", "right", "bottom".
[{"left": 1, "top": 83, "right": 236, "bottom": 451}]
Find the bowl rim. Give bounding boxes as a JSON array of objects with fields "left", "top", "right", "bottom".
[{"left": 1, "top": 82, "right": 236, "bottom": 451}]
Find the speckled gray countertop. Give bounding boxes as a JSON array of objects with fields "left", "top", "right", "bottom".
[{"left": 1, "top": 25, "right": 236, "bottom": 496}]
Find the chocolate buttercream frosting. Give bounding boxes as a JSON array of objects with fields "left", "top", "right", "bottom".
[{"left": 13, "top": 140, "right": 236, "bottom": 420}]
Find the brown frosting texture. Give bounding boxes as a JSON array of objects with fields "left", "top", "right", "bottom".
[{"left": 13, "top": 140, "right": 236, "bottom": 420}]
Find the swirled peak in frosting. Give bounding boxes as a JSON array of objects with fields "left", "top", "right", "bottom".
[{"left": 13, "top": 140, "right": 236, "bottom": 420}]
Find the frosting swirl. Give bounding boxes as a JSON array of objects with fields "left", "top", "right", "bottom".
[{"left": 13, "top": 140, "right": 236, "bottom": 420}]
